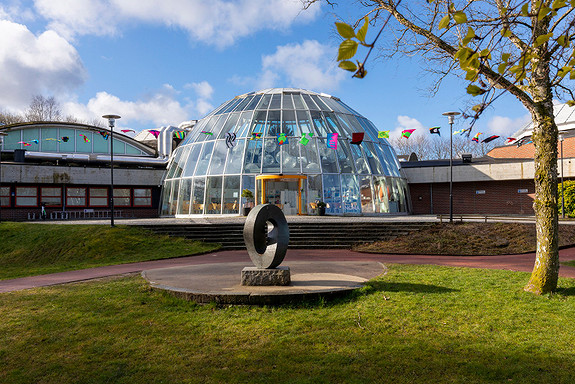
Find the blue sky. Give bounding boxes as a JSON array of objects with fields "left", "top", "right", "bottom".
[{"left": 0, "top": 0, "right": 531, "bottom": 140}]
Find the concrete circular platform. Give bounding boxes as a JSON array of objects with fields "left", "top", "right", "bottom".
[{"left": 142, "top": 261, "right": 386, "bottom": 305}]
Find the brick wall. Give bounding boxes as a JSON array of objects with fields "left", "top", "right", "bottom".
[{"left": 409, "top": 179, "right": 536, "bottom": 215}]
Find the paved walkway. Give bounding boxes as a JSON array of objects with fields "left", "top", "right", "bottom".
[{"left": 3, "top": 247, "right": 575, "bottom": 293}]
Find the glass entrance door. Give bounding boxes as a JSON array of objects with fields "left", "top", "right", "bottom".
[{"left": 256, "top": 175, "right": 307, "bottom": 215}]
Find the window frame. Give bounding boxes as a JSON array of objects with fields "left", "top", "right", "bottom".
[
  {"left": 66, "top": 187, "right": 87, "bottom": 207},
  {"left": 133, "top": 188, "right": 153, "bottom": 207},
  {"left": 40, "top": 187, "right": 63, "bottom": 208},
  {"left": 89, "top": 187, "right": 109, "bottom": 207},
  {"left": 15, "top": 186, "right": 38, "bottom": 207}
]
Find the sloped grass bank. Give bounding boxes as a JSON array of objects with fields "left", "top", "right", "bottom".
[
  {"left": 0, "top": 223, "right": 220, "bottom": 280},
  {"left": 1, "top": 265, "right": 575, "bottom": 383}
]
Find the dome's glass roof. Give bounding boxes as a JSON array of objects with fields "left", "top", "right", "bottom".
[{"left": 161, "top": 88, "right": 410, "bottom": 216}]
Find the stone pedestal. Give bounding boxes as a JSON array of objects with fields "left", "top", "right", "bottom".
[{"left": 241, "top": 266, "right": 291, "bottom": 286}]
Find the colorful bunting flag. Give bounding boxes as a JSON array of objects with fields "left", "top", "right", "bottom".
[
  {"left": 506, "top": 137, "right": 517, "bottom": 144},
  {"left": 250, "top": 132, "right": 262, "bottom": 140},
  {"left": 327, "top": 132, "right": 338, "bottom": 149},
  {"left": 148, "top": 130, "right": 161, "bottom": 138},
  {"left": 99, "top": 131, "right": 109, "bottom": 140},
  {"left": 516, "top": 137, "right": 532, "bottom": 147},
  {"left": 200, "top": 130, "right": 213, "bottom": 136},
  {"left": 350, "top": 132, "right": 364, "bottom": 145},
  {"left": 31, "top": 139, "right": 39, "bottom": 144},
  {"left": 18, "top": 141, "right": 31, "bottom": 146},
  {"left": 277, "top": 133, "right": 288, "bottom": 145},
  {"left": 482, "top": 135, "right": 500, "bottom": 143},
  {"left": 452, "top": 129, "right": 467, "bottom": 135},
  {"left": 79, "top": 134, "right": 90, "bottom": 142},
  {"left": 378, "top": 131, "right": 390, "bottom": 139},
  {"left": 61, "top": 136, "right": 69, "bottom": 142},
  {"left": 226, "top": 132, "right": 237, "bottom": 148},
  {"left": 174, "top": 131, "right": 186, "bottom": 139},
  {"left": 121, "top": 129, "right": 135, "bottom": 134},
  {"left": 45, "top": 138, "right": 60, "bottom": 142},
  {"left": 300, "top": 133, "right": 313, "bottom": 146},
  {"left": 401, "top": 129, "right": 415, "bottom": 138},
  {"left": 429, "top": 127, "right": 440, "bottom": 135},
  {"left": 472, "top": 132, "right": 483, "bottom": 143}
]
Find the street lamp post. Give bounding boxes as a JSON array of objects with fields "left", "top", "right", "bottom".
[
  {"left": 102, "top": 115, "right": 121, "bottom": 227},
  {"left": 0, "top": 132, "right": 6, "bottom": 224},
  {"left": 442, "top": 111, "right": 461, "bottom": 224},
  {"left": 560, "top": 133, "right": 565, "bottom": 218}
]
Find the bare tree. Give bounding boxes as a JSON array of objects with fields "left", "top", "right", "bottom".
[
  {"left": 319, "top": 0, "right": 575, "bottom": 294},
  {"left": 0, "top": 110, "right": 24, "bottom": 125},
  {"left": 25, "top": 95, "right": 63, "bottom": 122},
  {"left": 392, "top": 134, "right": 501, "bottom": 160}
]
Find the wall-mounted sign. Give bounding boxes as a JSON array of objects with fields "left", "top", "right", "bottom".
[
  {"left": 476, "top": 190, "right": 486, "bottom": 194},
  {"left": 518, "top": 188, "right": 529, "bottom": 193}
]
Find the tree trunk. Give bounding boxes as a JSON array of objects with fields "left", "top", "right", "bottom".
[{"left": 524, "top": 105, "right": 559, "bottom": 294}]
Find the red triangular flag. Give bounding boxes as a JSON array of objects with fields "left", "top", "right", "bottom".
[{"left": 350, "top": 132, "right": 364, "bottom": 145}]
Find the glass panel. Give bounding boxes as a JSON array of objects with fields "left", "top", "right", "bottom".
[
  {"left": 187, "top": 117, "right": 210, "bottom": 144},
  {"left": 168, "top": 180, "right": 180, "bottom": 215},
  {"left": 207, "top": 114, "right": 227, "bottom": 140},
  {"left": 59, "top": 128, "right": 75, "bottom": 152},
  {"left": 357, "top": 117, "right": 380, "bottom": 141},
  {"left": 336, "top": 140, "right": 355, "bottom": 173},
  {"left": 296, "top": 110, "right": 314, "bottom": 135},
  {"left": 191, "top": 177, "right": 206, "bottom": 214},
  {"left": 182, "top": 144, "right": 202, "bottom": 177},
  {"left": 306, "top": 175, "right": 322, "bottom": 214},
  {"left": 113, "top": 188, "right": 131, "bottom": 206},
  {"left": 322, "top": 174, "right": 342, "bottom": 214},
  {"left": 310, "top": 111, "right": 329, "bottom": 136},
  {"left": 292, "top": 93, "right": 305, "bottom": 109},
  {"left": 217, "top": 112, "right": 240, "bottom": 139},
  {"left": 223, "top": 176, "right": 240, "bottom": 214},
  {"left": 16, "top": 187, "right": 37, "bottom": 206},
  {"left": 317, "top": 138, "right": 339, "bottom": 173},
  {"left": 302, "top": 94, "right": 319, "bottom": 110},
  {"left": 165, "top": 147, "right": 184, "bottom": 179},
  {"left": 224, "top": 139, "right": 245, "bottom": 174},
  {"left": 300, "top": 137, "right": 320, "bottom": 173},
  {"left": 269, "top": 94, "right": 281, "bottom": 109},
  {"left": 324, "top": 112, "right": 343, "bottom": 134},
  {"left": 243, "top": 137, "right": 262, "bottom": 173},
  {"left": 233, "top": 96, "right": 252, "bottom": 112},
  {"left": 370, "top": 142, "right": 391, "bottom": 175},
  {"left": 265, "top": 110, "right": 281, "bottom": 136},
  {"left": 76, "top": 130, "right": 92, "bottom": 153},
  {"left": 66, "top": 187, "right": 86, "bottom": 206},
  {"left": 394, "top": 178, "right": 409, "bottom": 212},
  {"left": 334, "top": 114, "right": 356, "bottom": 136},
  {"left": 41, "top": 187, "right": 62, "bottom": 207},
  {"left": 341, "top": 174, "right": 361, "bottom": 214},
  {"left": 362, "top": 142, "right": 385, "bottom": 174},
  {"left": 134, "top": 188, "right": 151, "bottom": 197},
  {"left": 194, "top": 141, "right": 215, "bottom": 176},
  {"left": 282, "top": 110, "right": 297, "bottom": 136},
  {"left": 134, "top": 188, "right": 152, "bottom": 207},
  {"left": 281, "top": 138, "right": 300, "bottom": 173},
  {"left": 241, "top": 175, "right": 255, "bottom": 208},
  {"left": 257, "top": 94, "right": 272, "bottom": 110},
  {"left": 360, "top": 176, "right": 375, "bottom": 213},
  {"left": 311, "top": 94, "right": 331, "bottom": 111},
  {"left": 1, "top": 186, "right": 9, "bottom": 207},
  {"left": 41, "top": 127, "right": 59, "bottom": 152},
  {"left": 210, "top": 99, "right": 234, "bottom": 116},
  {"left": 177, "top": 178, "right": 192, "bottom": 215},
  {"left": 262, "top": 137, "right": 280, "bottom": 173},
  {"left": 93, "top": 131, "right": 110, "bottom": 154},
  {"left": 22, "top": 128, "right": 40, "bottom": 151},
  {"left": 112, "top": 138, "right": 125, "bottom": 154},
  {"left": 321, "top": 96, "right": 348, "bottom": 113},
  {"left": 350, "top": 144, "right": 369, "bottom": 174},
  {"left": 245, "top": 94, "right": 262, "bottom": 110},
  {"left": 90, "top": 188, "right": 108, "bottom": 206},
  {"left": 125, "top": 144, "right": 142, "bottom": 155},
  {"left": 160, "top": 180, "right": 172, "bottom": 215},
  {"left": 236, "top": 111, "right": 254, "bottom": 138},
  {"left": 373, "top": 176, "right": 389, "bottom": 213},
  {"left": 3, "top": 130, "right": 21, "bottom": 150},
  {"left": 208, "top": 140, "right": 228, "bottom": 175},
  {"left": 221, "top": 98, "right": 243, "bottom": 114},
  {"left": 380, "top": 145, "right": 401, "bottom": 177},
  {"left": 248, "top": 110, "right": 267, "bottom": 138},
  {"left": 282, "top": 94, "right": 294, "bottom": 109},
  {"left": 205, "top": 176, "right": 223, "bottom": 214}
]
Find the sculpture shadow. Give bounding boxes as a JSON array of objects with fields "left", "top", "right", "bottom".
[
  {"left": 555, "top": 286, "right": 575, "bottom": 296},
  {"left": 360, "top": 280, "right": 459, "bottom": 295}
]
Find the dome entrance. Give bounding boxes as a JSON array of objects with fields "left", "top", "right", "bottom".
[{"left": 256, "top": 174, "right": 306, "bottom": 215}]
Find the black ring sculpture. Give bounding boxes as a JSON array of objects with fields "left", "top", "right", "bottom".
[{"left": 243, "top": 204, "right": 289, "bottom": 269}]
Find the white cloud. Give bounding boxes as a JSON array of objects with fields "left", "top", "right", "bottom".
[
  {"left": 393, "top": 115, "right": 425, "bottom": 138},
  {"left": 34, "top": 0, "right": 321, "bottom": 46},
  {"left": 256, "top": 40, "right": 346, "bottom": 92},
  {"left": 0, "top": 20, "right": 86, "bottom": 110},
  {"left": 487, "top": 114, "right": 531, "bottom": 137},
  {"left": 188, "top": 81, "right": 214, "bottom": 100}
]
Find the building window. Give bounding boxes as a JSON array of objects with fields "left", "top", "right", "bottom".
[
  {"left": 114, "top": 188, "right": 131, "bottom": 207},
  {"left": 15, "top": 187, "right": 38, "bottom": 207},
  {"left": 89, "top": 188, "right": 109, "bottom": 207},
  {"left": 67, "top": 187, "right": 87, "bottom": 207},
  {"left": 41, "top": 187, "right": 62, "bottom": 207},
  {"left": 133, "top": 188, "right": 152, "bottom": 207},
  {"left": 1, "top": 186, "right": 10, "bottom": 207}
]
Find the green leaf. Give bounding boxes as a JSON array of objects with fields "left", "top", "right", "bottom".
[
  {"left": 472, "top": 104, "right": 484, "bottom": 112},
  {"left": 552, "top": 0, "right": 566, "bottom": 10},
  {"left": 338, "top": 60, "right": 358, "bottom": 72},
  {"left": 498, "top": 62, "right": 508, "bottom": 74},
  {"left": 558, "top": 66, "right": 572, "bottom": 78},
  {"left": 465, "top": 69, "right": 479, "bottom": 81},
  {"left": 501, "top": 28, "right": 512, "bottom": 38},
  {"left": 570, "top": 70, "right": 575, "bottom": 80},
  {"left": 538, "top": 6, "right": 552, "bottom": 20},
  {"left": 502, "top": 53, "right": 511, "bottom": 62},
  {"left": 521, "top": 3, "right": 529, "bottom": 16},
  {"left": 438, "top": 14, "right": 450, "bottom": 29},
  {"left": 453, "top": 11, "right": 467, "bottom": 24},
  {"left": 480, "top": 48, "right": 491, "bottom": 59},
  {"left": 462, "top": 27, "right": 475, "bottom": 45},
  {"left": 567, "top": 100, "right": 575, "bottom": 107},
  {"left": 535, "top": 33, "right": 554, "bottom": 47},
  {"left": 356, "top": 17, "right": 369, "bottom": 43},
  {"left": 337, "top": 39, "right": 359, "bottom": 61},
  {"left": 466, "top": 84, "right": 486, "bottom": 96},
  {"left": 335, "top": 22, "right": 356, "bottom": 39},
  {"left": 557, "top": 34, "right": 570, "bottom": 48}
]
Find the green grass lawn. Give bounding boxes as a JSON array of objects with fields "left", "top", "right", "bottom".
[
  {"left": 0, "top": 223, "right": 220, "bottom": 280},
  {"left": 2, "top": 264, "right": 575, "bottom": 383}
]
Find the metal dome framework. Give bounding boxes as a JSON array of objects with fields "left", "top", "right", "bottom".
[{"left": 160, "top": 88, "right": 410, "bottom": 216}]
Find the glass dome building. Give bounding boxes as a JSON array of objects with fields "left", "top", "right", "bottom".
[{"left": 160, "top": 88, "right": 410, "bottom": 216}]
